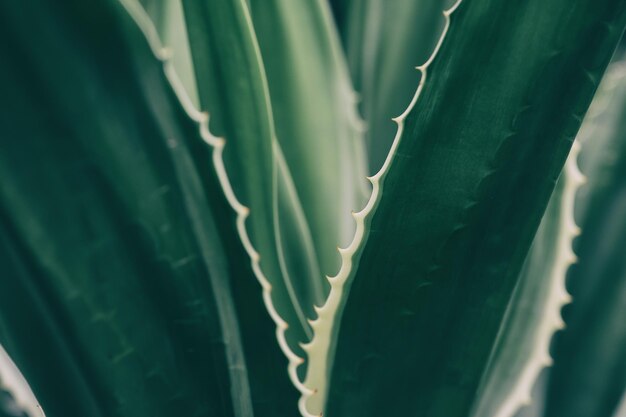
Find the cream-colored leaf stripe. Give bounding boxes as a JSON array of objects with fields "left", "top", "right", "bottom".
[
  {"left": 121, "top": 0, "right": 463, "bottom": 415},
  {"left": 273, "top": 144, "right": 321, "bottom": 339},
  {"left": 316, "top": 0, "right": 371, "bottom": 207},
  {"left": 118, "top": 0, "right": 314, "bottom": 408},
  {"left": 0, "top": 344, "right": 46, "bottom": 417},
  {"left": 5, "top": 1, "right": 454, "bottom": 417},
  {"left": 240, "top": 0, "right": 325, "bottom": 339},
  {"left": 484, "top": 63, "right": 626, "bottom": 417},
  {"left": 490, "top": 140, "right": 585, "bottom": 417},
  {"left": 300, "top": 1, "right": 464, "bottom": 415}
]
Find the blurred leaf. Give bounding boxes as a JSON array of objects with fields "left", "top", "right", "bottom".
[
  {"left": 248, "top": 0, "right": 370, "bottom": 283},
  {"left": 336, "top": 0, "right": 448, "bottom": 172},
  {"left": 542, "top": 60, "right": 626, "bottom": 417},
  {"left": 140, "top": 0, "right": 199, "bottom": 107},
  {"left": 470, "top": 141, "right": 583, "bottom": 417},
  {"left": 0, "top": 0, "right": 297, "bottom": 416}
]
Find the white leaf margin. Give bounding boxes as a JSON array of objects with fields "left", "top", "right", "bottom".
[
  {"left": 480, "top": 139, "right": 584, "bottom": 417},
  {"left": 300, "top": 0, "right": 464, "bottom": 415},
  {"left": 117, "top": 0, "right": 314, "bottom": 408},
  {"left": 0, "top": 344, "right": 46, "bottom": 417}
]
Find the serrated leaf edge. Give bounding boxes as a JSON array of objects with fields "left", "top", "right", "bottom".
[
  {"left": 300, "top": 1, "right": 464, "bottom": 415},
  {"left": 491, "top": 139, "right": 584, "bottom": 417},
  {"left": 0, "top": 344, "right": 46, "bottom": 417},
  {"left": 118, "top": 0, "right": 314, "bottom": 404},
  {"left": 494, "top": 62, "right": 626, "bottom": 417}
]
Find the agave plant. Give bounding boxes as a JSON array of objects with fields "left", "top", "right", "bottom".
[{"left": 0, "top": 0, "right": 625, "bottom": 417}]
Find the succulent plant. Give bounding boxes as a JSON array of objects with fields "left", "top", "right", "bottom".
[{"left": 0, "top": 1, "right": 624, "bottom": 417}]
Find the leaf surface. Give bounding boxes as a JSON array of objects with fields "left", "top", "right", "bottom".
[
  {"left": 317, "top": 1, "right": 626, "bottom": 416},
  {"left": 0, "top": 1, "right": 297, "bottom": 416},
  {"left": 338, "top": 0, "right": 448, "bottom": 171},
  {"left": 181, "top": 0, "right": 327, "bottom": 368},
  {"left": 542, "top": 60, "right": 626, "bottom": 417},
  {"left": 469, "top": 140, "right": 583, "bottom": 417},
  {"left": 248, "top": 0, "right": 369, "bottom": 282}
]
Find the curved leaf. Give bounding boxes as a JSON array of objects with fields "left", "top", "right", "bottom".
[
  {"left": 248, "top": 0, "right": 370, "bottom": 282},
  {"left": 180, "top": 0, "right": 325, "bottom": 373},
  {"left": 542, "top": 60, "right": 626, "bottom": 417},
  {"left": 338, "top": 0, "right": 448, "bottom": 171},
  {"left": 0, "top": 1, "right": 297, "bottom": 416},
  {"left": 470, "top": 140, "right": 583, "bottom": 417},
  {"left": 140, "top": 0, "right": 200, "bottom": 107},
  {"left": 314, "top": 1, "right": 626, "bottom": 416}
]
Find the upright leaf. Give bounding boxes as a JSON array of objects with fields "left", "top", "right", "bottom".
[
  {"left": 129, "top": 3, "right": 301, "bottom": 413},
  {"left": 139, "top": 0, "right": 200, "bottom": 107},
  {"left": 248, "top": 0, "right": 370, "bottom": 283},
  {"left": 469, "top": 140, "right": 584, "bottom": 417},
  {"left": 308, "top": 1, "right": 626, "bottom": 416},
  {"left": 337, "top": 0, "right": 448, "bottom": 171},
  {"left": 180, "top": 0, "right": 326, "bottom": 374},
  {"left": 0, "top": 0, "right": 297, "bottom": 416},
  {"left": 542, "top": 60, "right": 626, "bottom": 417}
]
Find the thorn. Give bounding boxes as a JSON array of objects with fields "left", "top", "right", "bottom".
[
  {"left": 554, "top": 317, "right": 566, "bottom": 329},
  {"left": 327, "top": 275, "right": 339, "bottom": 284},
  {"left": 338, "top": 246, "right": 349, "bottom": 256}
]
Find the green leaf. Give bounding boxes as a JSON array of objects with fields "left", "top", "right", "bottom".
[
  {"left": 247, "top": 0, "right": 370, "bottom": 284},
  {"left": 0, "top": 0, "right": 297, "bottom": 416},
  {"left": 139, "top": 0, "right": 200, "bottom": 107},
  {"left": 468, "top": 61, "right": 626, "bottom": 417},
  {"left": 337, "top": 0, "right": 448, "bottom": 171},
  {"left": 542, "top": 60, "right": 626, "bottom": 417},
  {"left": 305, "top": 1, "right": 626, "bottom": 416},
  {"left": 469, "top": 140, "right": 584, "bottom": 417},
  {"left": 180, "top": 0, "right": 326, "bottom": 369}
]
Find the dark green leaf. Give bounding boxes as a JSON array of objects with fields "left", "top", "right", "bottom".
[
  {"left": 0, "top": 1, "right": 297, "bottom": 416},
  {"left": 470, "top": 141, "right": 583, "bottom": 417},
  {"left": 323, "top": 1, "right": 626, "bottom": 417}
]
